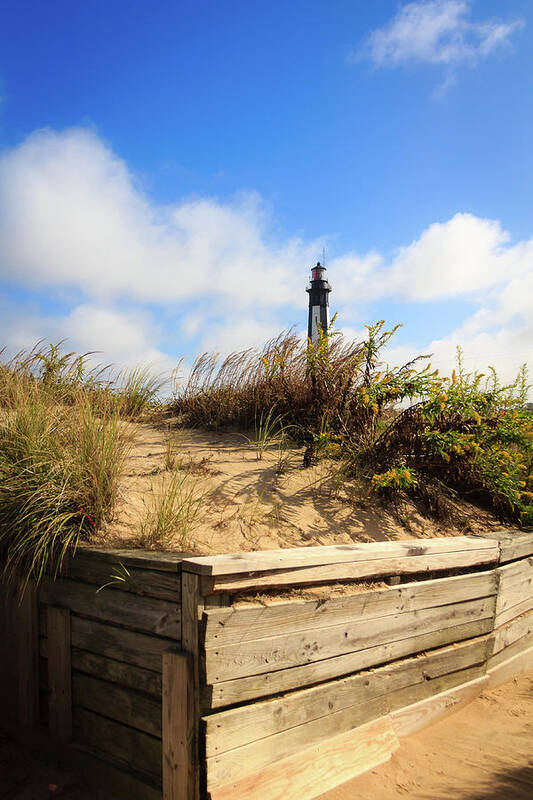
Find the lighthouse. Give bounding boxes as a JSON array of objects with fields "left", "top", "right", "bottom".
[{"left": 306, "top": 262, "right": 331, "bottom": 345}]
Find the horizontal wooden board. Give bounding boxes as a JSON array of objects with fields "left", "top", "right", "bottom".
[
  {"left": 203, "top": 571, "right": 497, "bottom": 647},
  {"left": 184, "top": 536, "right": 497, "bottom": 576},
  {"left": 207, "top": 715, "right": 399, "bottom": 800},
  {"left": 201, "top": 548, "right": 499, "bottom": 593},
  {"left": 71, "top": 648, "right": 162, "bottom": 697},
  {"left": 203, "top": 637, "right": 489, "bottom": 757},
  {"left": 205, "top": 664, "right": 483, "bottom": 789},
  {"left": 75, "top": 546, "right": 187, "bottom": 572},
  {"left": 73, "top": 706, "right": 162, "bottom": 779},
  {"left": 489, "top": 628, "right": 533, "bottom": 668},
  {"left": 70, "top": 616, "right": 177, "bottom": 672},
  {"left": 487, "top": 642, "right": 533, "bottom": 688},
  {"left": 492, "top": 609, "right": 533, "bottom": 656},
  {"left": 205, "top": 596, "right": 495, "bottom": 684},
  {"left": 73, "top": 672, "right": 162, "bottom": 737},
  {"left": 495, "top": 576, "right": 533, "bottom": 621},
  {"left": 75, "top": 746, "right": 162, "bottom": 800},
  {"left": 67, "top": 552, "right": 181, "bottom": 602},
  {"left": 497, "top": 556, "right": 533, "bottom": 584},
  {"left": 204, "top": 617, "right": 494, "bottom": 708},
  {"left": 39, "top": 577, "right": 180, "bottom": 639},
  {"left": 499, "top": 534, "right": 533, "bottom": 564},
  {"left": 391, "top": 675, "right": 488, "bottom": 737},
  {"left": 495, "top": 595, "right": 533, "bottom": 628}
]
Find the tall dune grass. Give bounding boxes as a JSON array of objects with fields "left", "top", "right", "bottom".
[{"left": 0, "top": 342, "right": 160, "bottom": 586}]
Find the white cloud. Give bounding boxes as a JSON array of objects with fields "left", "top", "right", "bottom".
[
  {"left": 0, "top": 128, "right": 319, "bottom": 310},
  {"left": 0, "top": 298, "right": 174, "bottom": 374},
  {"left": 356, "top": 1, "right": 523, "bottom": 76},
  {"left": 0, "top": 127, "right": 531, "bottom": 388}
]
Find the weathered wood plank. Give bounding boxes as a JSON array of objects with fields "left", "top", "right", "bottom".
[
  {"left": 73, "top": 672, "right": 161, "bottom": 737},
  {"left": 73, "top": 706, "right": 162, "bottom": 779},
  {"left": 163, "top": 649, "right": 190, "bottom": 800},
  {"left": 495, "top": 576, "right": 533, "bottom": 620},
  {"left": 75, "top": 546, "right": 188, "bottom": 572},
  {"left": 71, "top": 648, "right": 162, "bottom": 697},
  {"left": 489, "top": 628, "right": 533, "bottom": 668},
  {"left": 203, "top": 637, "right": 489, "bottom": 757},
  {"left": 497, "top": 556, "right": 533, "bottom": 584},
  {"left": 39, "top": 577, "right": 181, "bottom": 639},
  {"left": 487, "top": 642, "right": 533, "bottom": 688},
  {"left": 499, "top": 534, "right": 533, "bottom": 564},
  {"left": 184, "top": 536, "right": 497, "bottom": 576},
  {"left": 207, "top": 715, "right": 399, "bottom": 800},
  {"left": 71, "top": 615, "right": 177, "bottom": 672},
  {"left": 76, "top": 747, "right": 163, "bottom": 800},
  {"left": 495, "top": 595, "right": 533, "bottom": 627},
  {"left": 203, "top": 571, "right": 497, "bottom": 647},
  {"left": 14, "top": 579, "right": 40, "bottom": 729},
  {"left": 492, "top": 609, "right": 533, "bottom": 655},
  {"left": 47, "top": 606, "right": 72, "bottom": 743},
  {"left": 205, "top": 596, "right": 495, "bottom": 683},
  {"left": 391, "top": 675, "right": 488, "bottom": 737},
  {"left": 201, "top": 548, "right": 499, "bottom": 593},
  {"left": 181, "top": 571, "right": 201, "bottom": 800},
  {"left": 205, "top": 664, "right": 483, "bottom": 789},
  {"left": 68, "top": 552, "right": 181, "bottom": 602},
  {"left": 205, "top": 616, "right": 494, "bottom": 708}
]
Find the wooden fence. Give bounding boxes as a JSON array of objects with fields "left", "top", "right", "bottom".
[{"left": 1, "top": 530, "right": 533, "bottom": 800}]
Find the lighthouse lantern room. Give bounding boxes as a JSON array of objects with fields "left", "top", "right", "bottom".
[{"left": 306, "top": 261, "right": 332, "bottom": 345}]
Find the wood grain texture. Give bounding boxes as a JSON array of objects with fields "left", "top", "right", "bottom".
[
  {"left": 492, "top": 608, "right": 533, "bottom": 655},
  {"left": 499, "top": 533, "right": 533, "bottom": 564},
  {"left": 39, "top": 577, "right": 181, "bottom": 638},
  {"left": 390, "top": 675, "right": 488, "bottom": 737},
  {"left": 73, "top": 706, "right": 162, "bottom": 779},
  {"left": 184, "top": 536, "right": 497, "bottom": 576},
  {"left": 205, "top": 664, "right": 484, "bottom": 789},
  {"left": 162, "top": 650, "right": 190, "bottom": 800},
  {"left": 202, "top": 549, "right": 498, "bottom": 593},
  {"left": 73, "top": 546, "right": 188, "bottom": 572},
  {"left": 205, "top": 596, "right": 495, "bottom": 684},
  {"left": 203, "top": 637, "right": 489, "bottom": 757},
  {"left": 204, "top": 616, "right": 494, "bottom": 708},
  {"left": 70, "top": 615, "right": 177, "bottom": 672},
  {"left": 73, "top": 672, "right": 162, "bottom": 737},
  {"left": 71, "top": 648, "right": 162, "bottom": 697},
  {"left": 203, "top": 571, "right": 497, "bottom": 647},
  {"left": 487, "top": 642, "right": 533, "bottom": 688},
  {"left": 181, "top": 571, "right": 201, "bottom": 800},
  {"left": 207, "top": 715, "right": 399, "bottom": 800},
  {"left": 47, "top": 606, "right": 72, "bottom": 742},
  {"left": 67, "top": 552, "right": 181, "bottom": 601}
]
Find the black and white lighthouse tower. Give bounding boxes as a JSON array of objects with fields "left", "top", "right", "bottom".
[{"left": 306, "top": 262, "right": 332, "bottom": 345}]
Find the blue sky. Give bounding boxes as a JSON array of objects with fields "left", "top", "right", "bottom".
[{"left": 0, "top": 0, "right": 532, "bottom": 387}]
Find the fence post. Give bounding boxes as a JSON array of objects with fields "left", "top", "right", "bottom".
[
  {"left": 162, "top": 649, "right": 192, "bottom": 800},
  {"left": 47, "top": 605, "right": 72, "bottom": 743},
  {"left": 180, "top": 570, "right": 201, "bottom": 800}
]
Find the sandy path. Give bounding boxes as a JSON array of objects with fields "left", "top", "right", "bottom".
[{"left": 320, "top": 672, "right": 533, "bottom": 800}]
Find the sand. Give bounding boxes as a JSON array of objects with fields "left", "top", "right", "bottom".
[
  {"left": 321, "top": 672, "right": 533, "bottom": 800},
  {"left": 92, "top": 422, "right": 508, "bottom": 555}
]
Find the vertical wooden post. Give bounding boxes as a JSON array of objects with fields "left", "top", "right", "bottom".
[
  {"left": 180, "top": 570, "right": 201, "bottom": 800},
  {"left": 47, "top": 605, "right": 72, "bottom": 742},
  {"left": 14, "top": 579, "right": 39, "bottom": 730},
  {"left": 162, "top": 649, "right": 191, "bottom": 800}
]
